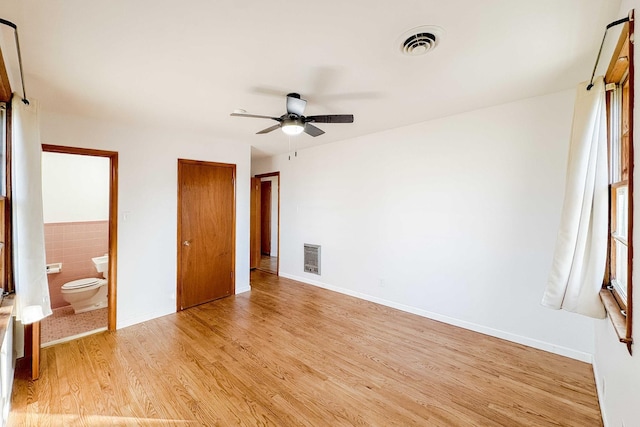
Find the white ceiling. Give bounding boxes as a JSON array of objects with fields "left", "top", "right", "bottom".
[{"left": 0, "top": 0, "right": 623, "bottom": 158}]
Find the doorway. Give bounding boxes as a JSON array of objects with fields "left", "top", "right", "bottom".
[
  {"left": 254, "top": 172, "right": 279, "bottom": 275},
  {"left": 177, "top": 159, "right": 236, "bottom": 310},
  {"left": 40, "top": 145, "right": 118, "bottom": 345}
]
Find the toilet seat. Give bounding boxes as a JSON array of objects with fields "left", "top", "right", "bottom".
[{"left": 62, "top": 278, "right": 106, "bottom": 290}]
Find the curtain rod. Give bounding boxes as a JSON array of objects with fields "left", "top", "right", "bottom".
[
  {"left": 0, "top": 18, "right": 29, "bottom": 104},
  {"left": 586, "top": 16, "right": 631, "bottom": 90}
]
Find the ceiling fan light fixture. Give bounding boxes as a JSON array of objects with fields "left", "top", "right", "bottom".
[{"left": 281, "top": 118, "right": 305, "bottom": 135}]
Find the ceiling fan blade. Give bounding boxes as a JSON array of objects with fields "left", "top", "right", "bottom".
[
  {"left": 286, "top": 94, "right": 307, "bottom": 116},
  {"left": 304, "top": 123, "right": 325, "bottom": 137},
  {"left": 250, "top": 86, "right": 288, "bottom": 97},
  {"left": 230, "top": 113, "right": 280, "bottom": 120},
  {"left": 306, "top": 114, "right": 354, "bottom": 124},
  {"left": 256, "top": 124, "right": 282, "bottom": 134}
]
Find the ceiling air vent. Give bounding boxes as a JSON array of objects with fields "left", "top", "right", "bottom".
[
  {"left": 304, "top": 244, "right": 321, "bottom": 275},
  {"left": 398, "top": 26, "right": 444, "bottom": 56}
]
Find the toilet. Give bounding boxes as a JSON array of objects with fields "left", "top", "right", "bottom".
[{"left": 61, "top": 255, "right": 108, "bottom": 314}]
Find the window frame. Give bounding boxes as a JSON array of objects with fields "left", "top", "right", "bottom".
[
  {"left": 601, "top": 12, "right": 634, "bottom": 354},
  {"left": 0, "top": 46, "right": 11, "bottom": 295}
]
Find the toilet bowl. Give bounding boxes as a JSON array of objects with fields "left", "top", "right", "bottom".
[
  {"left": 61, "top": 278, "right": 108, "bottom": 313},
  {"left": 60, "top": 255, "right": 109, "bottom": 314}
]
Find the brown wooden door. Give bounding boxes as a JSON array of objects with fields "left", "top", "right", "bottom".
[
  {"left": 178, "top": 159, "right": 235, "bottom": 310},
  {"left": 260, "top": 180, "right": 271, "bottom": 255},
  {"left": 250, "top": 177, "right": 261, "bottom": 269}
]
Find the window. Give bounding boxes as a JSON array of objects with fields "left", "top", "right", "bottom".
[{"left": 601, "top": 15, "right": 634, "bottom": 353}]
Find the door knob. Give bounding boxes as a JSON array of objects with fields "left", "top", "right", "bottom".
[{"left": 183, "top": 240, "right": 191, "bottom": 246}]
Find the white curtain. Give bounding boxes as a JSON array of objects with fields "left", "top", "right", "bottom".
[
  {"left": 542, "top": 77, "right": 608, "bottom": 319},
  {"left": 11, "top": 94, "right": 52, "bottom": 324}
]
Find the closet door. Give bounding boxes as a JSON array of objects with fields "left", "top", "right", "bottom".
[{"left": 178, "top": 159, "right": 235, "bottom": 310}]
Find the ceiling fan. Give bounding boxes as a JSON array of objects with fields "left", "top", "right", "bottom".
[{"left": 230, "top": 93, "right": 354, "bottom": 137}]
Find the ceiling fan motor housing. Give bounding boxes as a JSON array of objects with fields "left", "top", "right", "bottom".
[{"left": 283, "top": 116, "right": 304, "bottom": 126}]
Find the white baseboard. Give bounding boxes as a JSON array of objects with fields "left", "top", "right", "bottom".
[
  {"left": 42, "top": 327, "right": 108, "bottom": 347},
  {"left": 280, "top": 272, "right": 593, "bottom": 363},
  {"left": 236, "top": 285, "right": 251, "bottom": 294},
  {"left": 117, "top": 308, "right": 174, "bottom": 329},
  {"left": 118, "top": 287, "right": 250, "bottom": 329}
]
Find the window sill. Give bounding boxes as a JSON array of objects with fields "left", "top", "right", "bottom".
[{"left": 599, "top": 289, "right": 632, "bottom": 354}]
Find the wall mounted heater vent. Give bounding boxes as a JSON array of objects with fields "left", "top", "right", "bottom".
[{"left": 304, "top": 244, "right": 321, "bottom": 275}]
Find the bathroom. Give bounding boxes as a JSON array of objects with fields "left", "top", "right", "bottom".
[{"left": 41, "top": 151, "right": 110, "bottom": 345}]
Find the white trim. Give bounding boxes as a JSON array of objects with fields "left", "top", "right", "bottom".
[
  {"left": 591, "top": 358, "right": 609, "bottom": 427},
  {"left": 280, "top": 272, "right": 593, "bottom": 363}
]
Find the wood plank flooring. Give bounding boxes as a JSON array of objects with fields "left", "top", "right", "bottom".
[
  {"left": 258, "top": 255, "right": 277, "bottom": 274},
  {"left": 10, "top": 271, "right": 602, "bottom": 426}
]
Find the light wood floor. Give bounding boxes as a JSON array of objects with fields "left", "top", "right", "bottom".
[
  {"left": 258, "top": 254, "right": 277, "bottom": 274},
  {"left": 10, "top": 271, "right": 602, "bottom": 426}
]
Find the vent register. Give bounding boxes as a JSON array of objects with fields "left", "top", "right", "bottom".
[
  {"left": 398, "top": 25, "right": 444, "bottom": 56},
  {"left": 304, "top": 244, "right": 321, "bottom": 275}
]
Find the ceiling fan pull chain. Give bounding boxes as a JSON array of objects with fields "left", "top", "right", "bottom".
[{"left": 288, "top": 135, "right": 292, "bottom": 161}]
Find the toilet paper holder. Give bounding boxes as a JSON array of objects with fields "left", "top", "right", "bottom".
[{"left": 46, "top": 263, "right": 62, "bottom": 274}]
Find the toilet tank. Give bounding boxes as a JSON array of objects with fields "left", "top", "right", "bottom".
[{"left": 92, "top": 255, "right": 109, "bottom": 280}]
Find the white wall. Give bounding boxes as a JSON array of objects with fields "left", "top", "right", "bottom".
[
  {"left": 592, "top": 2, "right": 640, "bottom": 426},
  {"left": 40, "top": 111, "right": 251, "bottom": 329},
  {"left": 41, "top": 152, "right": 110, "bottom": 223},
  {"left": 253, "top": 88, "right": 596, "bottom": 360}
]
